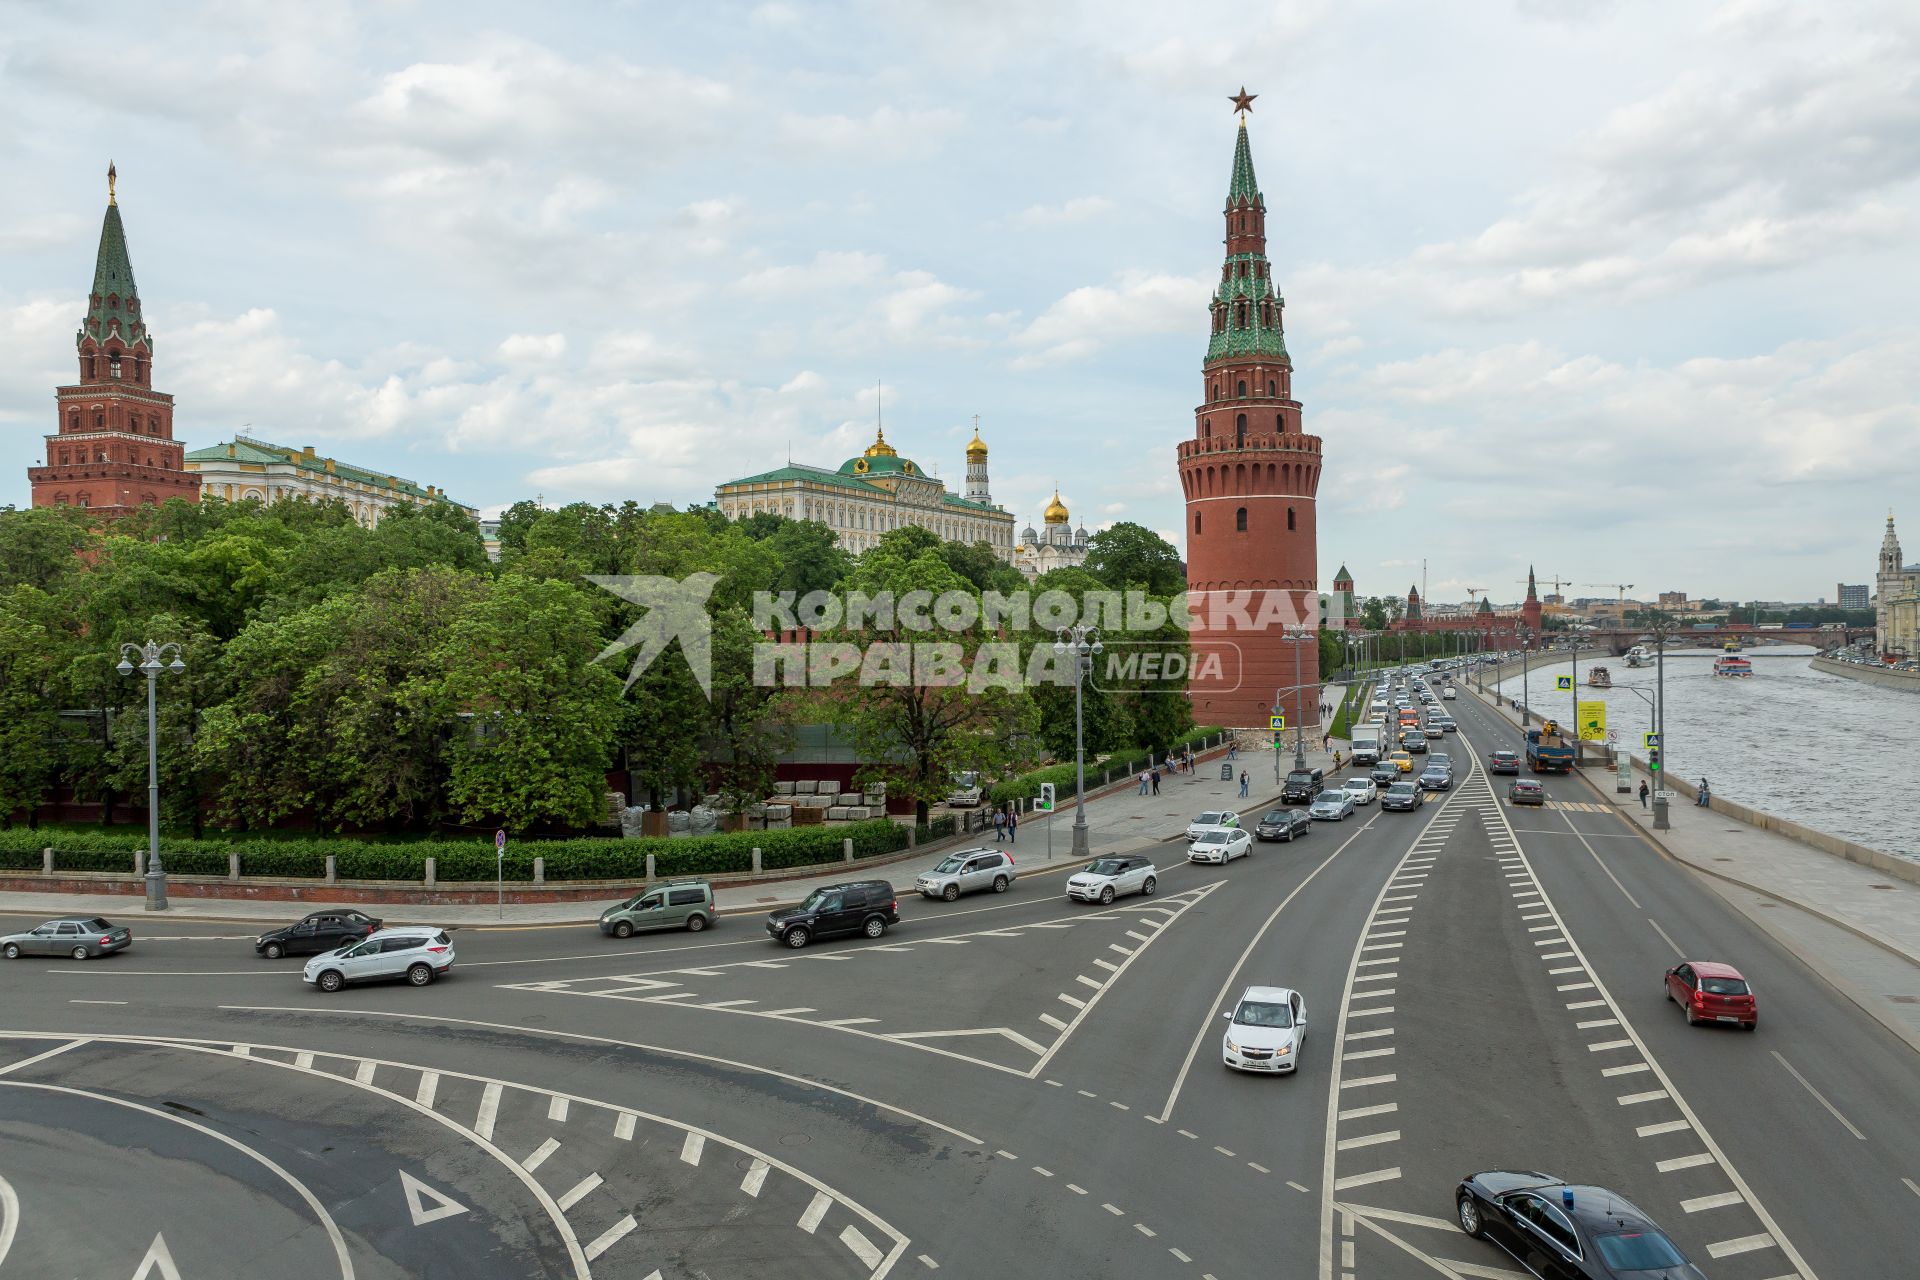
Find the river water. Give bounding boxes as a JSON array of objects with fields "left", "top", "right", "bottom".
[{"left": 1495, "top": 646, "right": 1916, "bottom": 860}]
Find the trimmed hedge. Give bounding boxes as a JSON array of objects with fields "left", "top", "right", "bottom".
[{"left": 0, "top": 820, "right": 915, "bottom": 883}]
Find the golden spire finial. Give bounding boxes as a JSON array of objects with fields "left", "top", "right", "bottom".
[{"left": 107, "top": 160, "right": 117, "bottom": 206}]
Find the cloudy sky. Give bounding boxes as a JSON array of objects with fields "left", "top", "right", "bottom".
[{"left": 3, "top": 0, "right": 1915, "bottom": 603}]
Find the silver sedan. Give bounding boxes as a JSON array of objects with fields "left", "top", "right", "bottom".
[{"left": 1, "top": 916, "right": 132, "bottom": 960}]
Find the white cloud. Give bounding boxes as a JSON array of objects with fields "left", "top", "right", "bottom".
[
  {"left": 1013, "top": 270, "right": 1211, "bottom": 367},
  {"left": 498, "top": 333, "right": 566, "bottom": 363},
  {"left": 1014, "top": 197, "right": 1113, "bottom": 227}
]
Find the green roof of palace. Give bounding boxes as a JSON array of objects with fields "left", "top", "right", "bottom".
[
  {"left": 186, "top": 435, "right": 466, "bottom": 507},
  {"left": 719, "top": 463, "right": 888, "bottom": 494},
  {"left": 79, "top": 202, "right": 147, "bottom": 351},
  {"left": 836, "top": 452, "right": 924, "bottom": 477}
]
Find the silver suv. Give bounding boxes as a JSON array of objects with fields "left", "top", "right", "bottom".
[
  {"left": 915, "top": 848, "right": 1014, "bottom": 900},
  {"left": 600, "top": 881, "right": 715, "bottom": 937},
  {"left": 303, "top": 926, "right": 455, "bottom": 992}
]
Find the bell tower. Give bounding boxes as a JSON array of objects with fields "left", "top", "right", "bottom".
[
  {"left": 28, "top": 164, "right": 199, "bottom": 516},
  {"left": 1178, "top": 93, "right": 1322, "bottom": 733}
]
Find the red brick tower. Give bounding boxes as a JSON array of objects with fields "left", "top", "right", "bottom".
[
  {"left": 1521, "top": 565, "right": 1543, "bottom": 639},
  {"left": 1179, "top": 100, "right": 1321, "bottom": 732},
  {"left": 28, "top": 165, "right": 199, "bottom": 516}
]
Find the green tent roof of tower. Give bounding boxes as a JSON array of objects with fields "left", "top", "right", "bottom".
[
  {"left": 1335, "top": 564, "right": 1353, "bottom": 583},
  {"left": 1228, "top": 119, "right": 1261, "bottom": 205},
  {"left": 80, "top": 197, "right": 148, "bottom": 352}
]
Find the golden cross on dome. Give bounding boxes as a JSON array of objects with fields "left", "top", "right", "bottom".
[{"left": 1229, "top": 87, "right": 1257, "bottom": 117}]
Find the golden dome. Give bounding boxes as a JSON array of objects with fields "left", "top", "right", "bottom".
[
  {"left": 1043, "top": 489, "right": 1070, "bottom": 525},
  {"left": 966, "top": 426, "right": 988, "bottom": 461},
  {"left": 865, "top": 426, "right": 898, "bottom": 458}
]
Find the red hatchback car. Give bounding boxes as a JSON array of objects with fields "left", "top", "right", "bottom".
[{"left": 1665, "top": 961, "right": 1757, "bottom": 1030}]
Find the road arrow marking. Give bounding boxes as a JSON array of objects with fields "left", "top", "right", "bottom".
[
  {"left": 131, "top": 1233, "right": 182, "bottom": 1280},
  {"left": 400, "top": 1170, "right": 469, "bottom": 1226}
]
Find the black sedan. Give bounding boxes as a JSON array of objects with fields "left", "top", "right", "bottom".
[
  {"left": 1455, "top": 1171, "right": 1706, "bottom": 1278},
  {"left": 1254, "top": 808, "right": 1311, "bottom": 842},
  {"left": 1368, "top": 764, "right": 1401, "bottom": 791},
  {"left": 254, "top": 909, "right": 384, "bottom": 959}
]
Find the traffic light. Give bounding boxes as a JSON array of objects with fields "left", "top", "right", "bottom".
[
  {"left": 1648, "top": 746, "right": 1661, "bottom": 774},
  {"left": 1273, "top": 733, "right": 1283, "bottom": 749}
]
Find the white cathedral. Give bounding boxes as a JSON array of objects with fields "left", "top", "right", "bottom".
[
  {"left": 1013, "top": 489, "right": 1091, "bottom": 581},
  {"left": 1877, "top": 511, "right": 1920, "bottom": 659}
]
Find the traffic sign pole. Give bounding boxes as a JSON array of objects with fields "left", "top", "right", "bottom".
[{"left": 495, "top": 828, "right": 507, "bottom": 920}]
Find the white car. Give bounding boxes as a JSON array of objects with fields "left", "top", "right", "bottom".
[
  {"left": 1222, "top": 984, "right": 1307, "bottom": 1073},
  {"left": 1188, "top": 828, "right": 1253, "bottom": 864},
  {"left": 1066, "top": 855, "right": 1158, "bottom": 904},
  {"left": 303, "top": 926, "right": 455, "bottom": 992},
  {"left": 1340, "top": 777, "right": 1377, "bottom": 806},
  {"left": 1308, "top": 791, "right": 1355, "bottom": 821},
  {"left": 1442, "top": 686, "right": 1458, "bottom": 700},
  {"left": 1185, "top": 809, "right": 1240, "bottom": 840}
]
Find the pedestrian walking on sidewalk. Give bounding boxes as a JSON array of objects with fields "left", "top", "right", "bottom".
[
  {"left": 1637, "top": 780, "right": 1649, "bottom": 809},
  {"left": 1228, "top": 742, "right": 1238, "bottom": 762},
  {"left": 1007, "top": 808, "right": 1018, "bottom": 843},
  {"left": 1150, "top": 767, "right": 1161, "bottom": 796},
  {"left": 1138, "top": 769, "right": 1150, "bottom": 795},
  {"left": 1322, "top": 731, "right": 1332, "bottom": 752},
  {"left": 1238, "top": 770, "right": 1250, "bottom": 799},
  {"left": 993, "top": 808, "right": 1007, "bottom": 841}
]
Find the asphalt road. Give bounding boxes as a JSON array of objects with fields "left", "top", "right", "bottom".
[{"left": 3, "top": 682, "right": 1917, "bottom": 1278}]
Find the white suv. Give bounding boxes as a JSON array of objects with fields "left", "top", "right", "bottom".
[{"left": 303, "top": 926, "right": 455, "bottom": 992}]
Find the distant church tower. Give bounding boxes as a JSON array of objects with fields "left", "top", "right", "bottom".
[
  {"left": 964, "top": 419, "right": 991, "bottom": 505},
  {"left": 1521, "top": 565, "right": 1543, "bottom": 640},
  {"left": 28, "top": 164, "right": 199, "bottom": 516},
  {"left": 1179, "top": 93, "right": 1321, "bottom": 731}
]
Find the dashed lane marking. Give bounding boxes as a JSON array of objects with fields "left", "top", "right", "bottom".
[
  {"left": 555, "top": 1173, "right": 601, "bottom": 1212},
  {"left": 798, "top": 1191, "right": 832, "bottom": 1233},
  {"left": 741, "top": 1159, "right": 769, "bottom": 1197},
  {"left": 841, "top": 1224, "right": 885, "bottom": 1268},
  {"left": 1682, "top": 1191, "right": 1746, "bottom": 1213},
  {"left": 1655, "top": 1153, "right": 1717, "bottom": 1173},
  {"left": 584, "top": 1215, "right": 637, "bottom": 1261}
]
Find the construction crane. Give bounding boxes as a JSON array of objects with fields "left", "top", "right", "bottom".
[
  {"left": 1464, "top": 587, "right": 1490, "bottom": 603},
  {"left": 1581, "top": 582, "right": 1636, "bottom": 603},
  {"left": 1518, "top": 574, "right": 1572, "bottom": 598}
]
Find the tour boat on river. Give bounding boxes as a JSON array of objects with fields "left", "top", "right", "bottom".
[
  {"left": 1624, "top": 645, "right": 1651, "bottom": 668},
  {"left": 1587, "top": 666, "right": 1613, "bottom": 688},
  {"left": 1713, "top": 655, "right": 1754, "bottom": 677}
]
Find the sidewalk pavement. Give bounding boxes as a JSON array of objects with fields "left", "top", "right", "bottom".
[
  {"left": 0, "top": 740, "right": 1350, "bottom": 930},
  {"left": 1464, "top": 683, "right": 1920, "bottom": 971}
]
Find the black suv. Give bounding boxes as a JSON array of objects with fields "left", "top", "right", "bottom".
[
  {"left": 254, "top": 909, "right": 383, "bottom": 959},
  {"left": 1281, "top": 768, "right": 1324, "bottom": 803},
  {"left": 765, "top": 880, "right": 899, "bottom": 949}
]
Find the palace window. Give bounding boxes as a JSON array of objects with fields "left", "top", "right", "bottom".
[
  {"left": 1193, "top": 512, "right": 1202, "bottom": 535},
  {"left": 1236, "top": 507, "right": 1248, "bottom": 532},
  {"left": 108, "top": 356, "right": 121, "bottom": 379},
  {"left": 1287, "top": 506, "right": 1296, "bottom": 531},
  {"left": 1237, "top": 379, "right": 1247, "bottom": 397}
]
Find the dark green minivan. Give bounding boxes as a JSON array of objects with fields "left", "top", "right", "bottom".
[{"left": 600, "top": 881, "right": 715, "bottom": 938}]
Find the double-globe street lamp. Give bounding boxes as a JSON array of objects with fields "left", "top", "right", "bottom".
[
  {"left": 1053, "top": 625, "right": 1101, "bottom": 859},
  {"left": 117, "top": 640, "right": 186, "bottom": 912},
  {"left": 1281, "top": 628, "right": 1315, "bottom": 773}
]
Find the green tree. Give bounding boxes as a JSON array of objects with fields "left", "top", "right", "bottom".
[
  {"left": 0, "top": 585, "right": 62, "bottom": 826},
  {"left": 0, "top": 506, "right": 97, "bottom": 593},
  {"left": 1360, "top": 596, "right": 1390, "bottom": 631},
  {"left": 432, "top": 573, "right": 623, "bottom": 830},
  {"left": 1085, "top": 522, "right": 1185, "bottom": 595}
]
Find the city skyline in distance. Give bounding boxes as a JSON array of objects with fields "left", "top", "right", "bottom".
[{"left": 1, "top": 1, "right": 1915, "bottom": 601}]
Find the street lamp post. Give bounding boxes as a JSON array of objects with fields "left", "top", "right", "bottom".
[
  {"left": 1054, "top": 625, "right": 1102, "bottom": 858},
  {"left": 1283, "top": 629, "right": 1314, "bottom": 772},
  {"left": 1518, "top": 625, "right": 1532, "bottom": 726},
  {"left": 116, "top": 640, "right": 186, "bottom": 912},
  {"left": 1651, "top": 621, "right": 1671, "bottom": 831}
]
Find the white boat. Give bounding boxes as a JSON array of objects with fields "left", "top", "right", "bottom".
[
  {"left": 1712, "top": 655, "right": 1753, "bottom": 677},
  {"left": 1623, "top": 645, "right": 1651, "bottom": 668}
]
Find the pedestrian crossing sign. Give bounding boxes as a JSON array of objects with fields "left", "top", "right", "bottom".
[
  {"left": 1269, "top": 714, "right": 1285, "bottom": 730},
  {"left": 1644, "top": 732, "right": 1660, "bottom": 749},
  {"left": 1555, "top": 675, "right": 1573, "bottom": 690}
]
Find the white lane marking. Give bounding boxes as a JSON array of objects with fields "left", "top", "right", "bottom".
[
  {"left": 1351, "top": 971, "right": 1397, "bottom": 984},
  {"left": 354, "top": 1060, "right": 378, "bottom": 1085},
  {"left": 1111, "top": 1102, "right": 1130, "bottom": 1111},
  {"left": 1646, "top": 917, "right": 1685, "bottom": 957},
  {"left": 1771, "top": 1051, "right": 1867, "bottom": 1141},
  {"left": 1211, "top": 1144, "right": 1233, "bottom": 1155},
  {"left": 1356, "top": 957, "right": 1397, "bottom": 968},
  {"left": 522, "top": 1138, "right": 561, "bottom": 1172},
  {"left": 1345, "top": 1028, "right": 1394, "bottom": 1041},
  {"left": 798, "top": 1190, "right": 832, "bottom": 1233},
  {"left": 584, "top": 1214, "right": 637, "bottom": 1261},
  {"left": 1038, "top": 1013, "right": 1068, "bottom": 1030},
  {"left": 1171, "top": 1247, "right": 1192, "bottom": 1262},
  {"left": 1338, "top": 1102, "right": 1399, "bottom": 1121},
  {"left": 1342, "top": 1047, "right": 1395, "bottom": 1061},
  {"left": 1093, "top": 959, "right": 1119, "bottom": 972},
  {"left": 615, "top": 1112, "right": 636, "bottom": 1140},
  {"left": 0, "top": 1041, "right": 88, "bottom": 1077},
  {"left": 1075, "top": 975, "right": 1103, "bottom": 991},
  {"left": 1656, "top": 1153, "right": 1717, "bottom": 1173},
  {"left": 556, "top": 1173, "right": 602, "bottom": 1211},
  {"left": 548, "top": 1095, "right": 569, "bottom": 1122},
  {"left": 702, "top": 999, "right": 758, "bottom": 1010},
  {"left": 1102, "top": 1203, "right": 1125, "bottom": 1216},
  {"left": 1057, "top": 993, "right": 1087, "bottom": 1010},
  {"left": 842, "top": 1223, "right": 885, "bottom": 1267},
  {"left": 1637, "top": 1120, "right": 1691, "bottom": 1137},
  {"left": 475, "top": 1082, "right": 502, "bottom": 1141},
  {"left": 1108, "top": 944, "right": 1133, "bottom": 956},
  {"left": 925, "top": 939, "right": 969, "bottom": 946},
  {"left": 1125, "top": 930, "right": 1152, "bottom": 942},
  {"left": 1618, "top": 1089, "right": 1670, "bottom": 1105},
  {"left": 995, "top": 1149, "right": 1018, "bottom": 1160},
  {"left": 1336, "top": 1131, "right": 1401, "bottom": 1151},
  {"left": 1549, "top": 966, "right": 1586, "bottom": 975},
  {"left": 1342, "top": 1073, "right": 1397, "bottom": 1089},
  {"left": 1066, "top": 1183, "right": 1087, "bottom": 1194},
  {"left": 1347, "top": 1006, "right": 1395, "bottom": 1019},
  {"left": 763, "top": 1007, "right": 817, "bottom": 1016},
  {"left": 680, "top": 1132, "right": 705, "bottom": 1165},
  {"left": 415, "top": 1071, "right": 439, "bottom": 1108},
  {"left": 1706, "top": 1233, "right": 1777, "bottom": 1258},
  {"left": 739, "top": 960, "right": 789, "bottom": 969},
  {"left": 1134, "top": 1223, "right": 1156, "bottom": 1238},
  {"left": 1556, "top": 981, "right": 1595, "bottom": 992},
  {"left": 1566, "top": 999, "right": 1606, "bottom": 1010},
  {"left": 1683, "top": 1191, "right": 1746, "bottom": 1213},
  {"left": 68, "top": 999, "right": 127, "bottom": 1006},
  {"left": 1032, "top": 1166, "right": 1054, "bottom": 1177},
  {"left": 1542, "top": 950, "right": 1576, "bottom": 960},
  {"left": 1587, "top": 1039, "right": 1635, "bottom": 1052},
  {"left": 819, "top": 1017, "right": 880, "bottom": 1027},
  {"left": 1333, "top": 1168, "right": 1401, "bottom": 1191},
  {"left": 1602, "top": 1063, "right": 1651, "bottom": 1078},
  {"left": 741, "top": 1159, "right": 770, "bottom": 1196},
  {"left": 677, "top": 968, "right": 726, "bottom": 976}
]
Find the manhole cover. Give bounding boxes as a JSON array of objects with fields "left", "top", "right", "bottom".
[
  {"left": 779, "top": 1133, "right": 811, "bottom": 1147},
  {"left": 1713, "top": 857, "right": 1732, "bottom": 863},
  {"left": 1889, "top": 996, "right": 1920, "bottom": 1005},
  {"left": 1870, "top": 884, "right": 1896, "bottom": 890}
]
